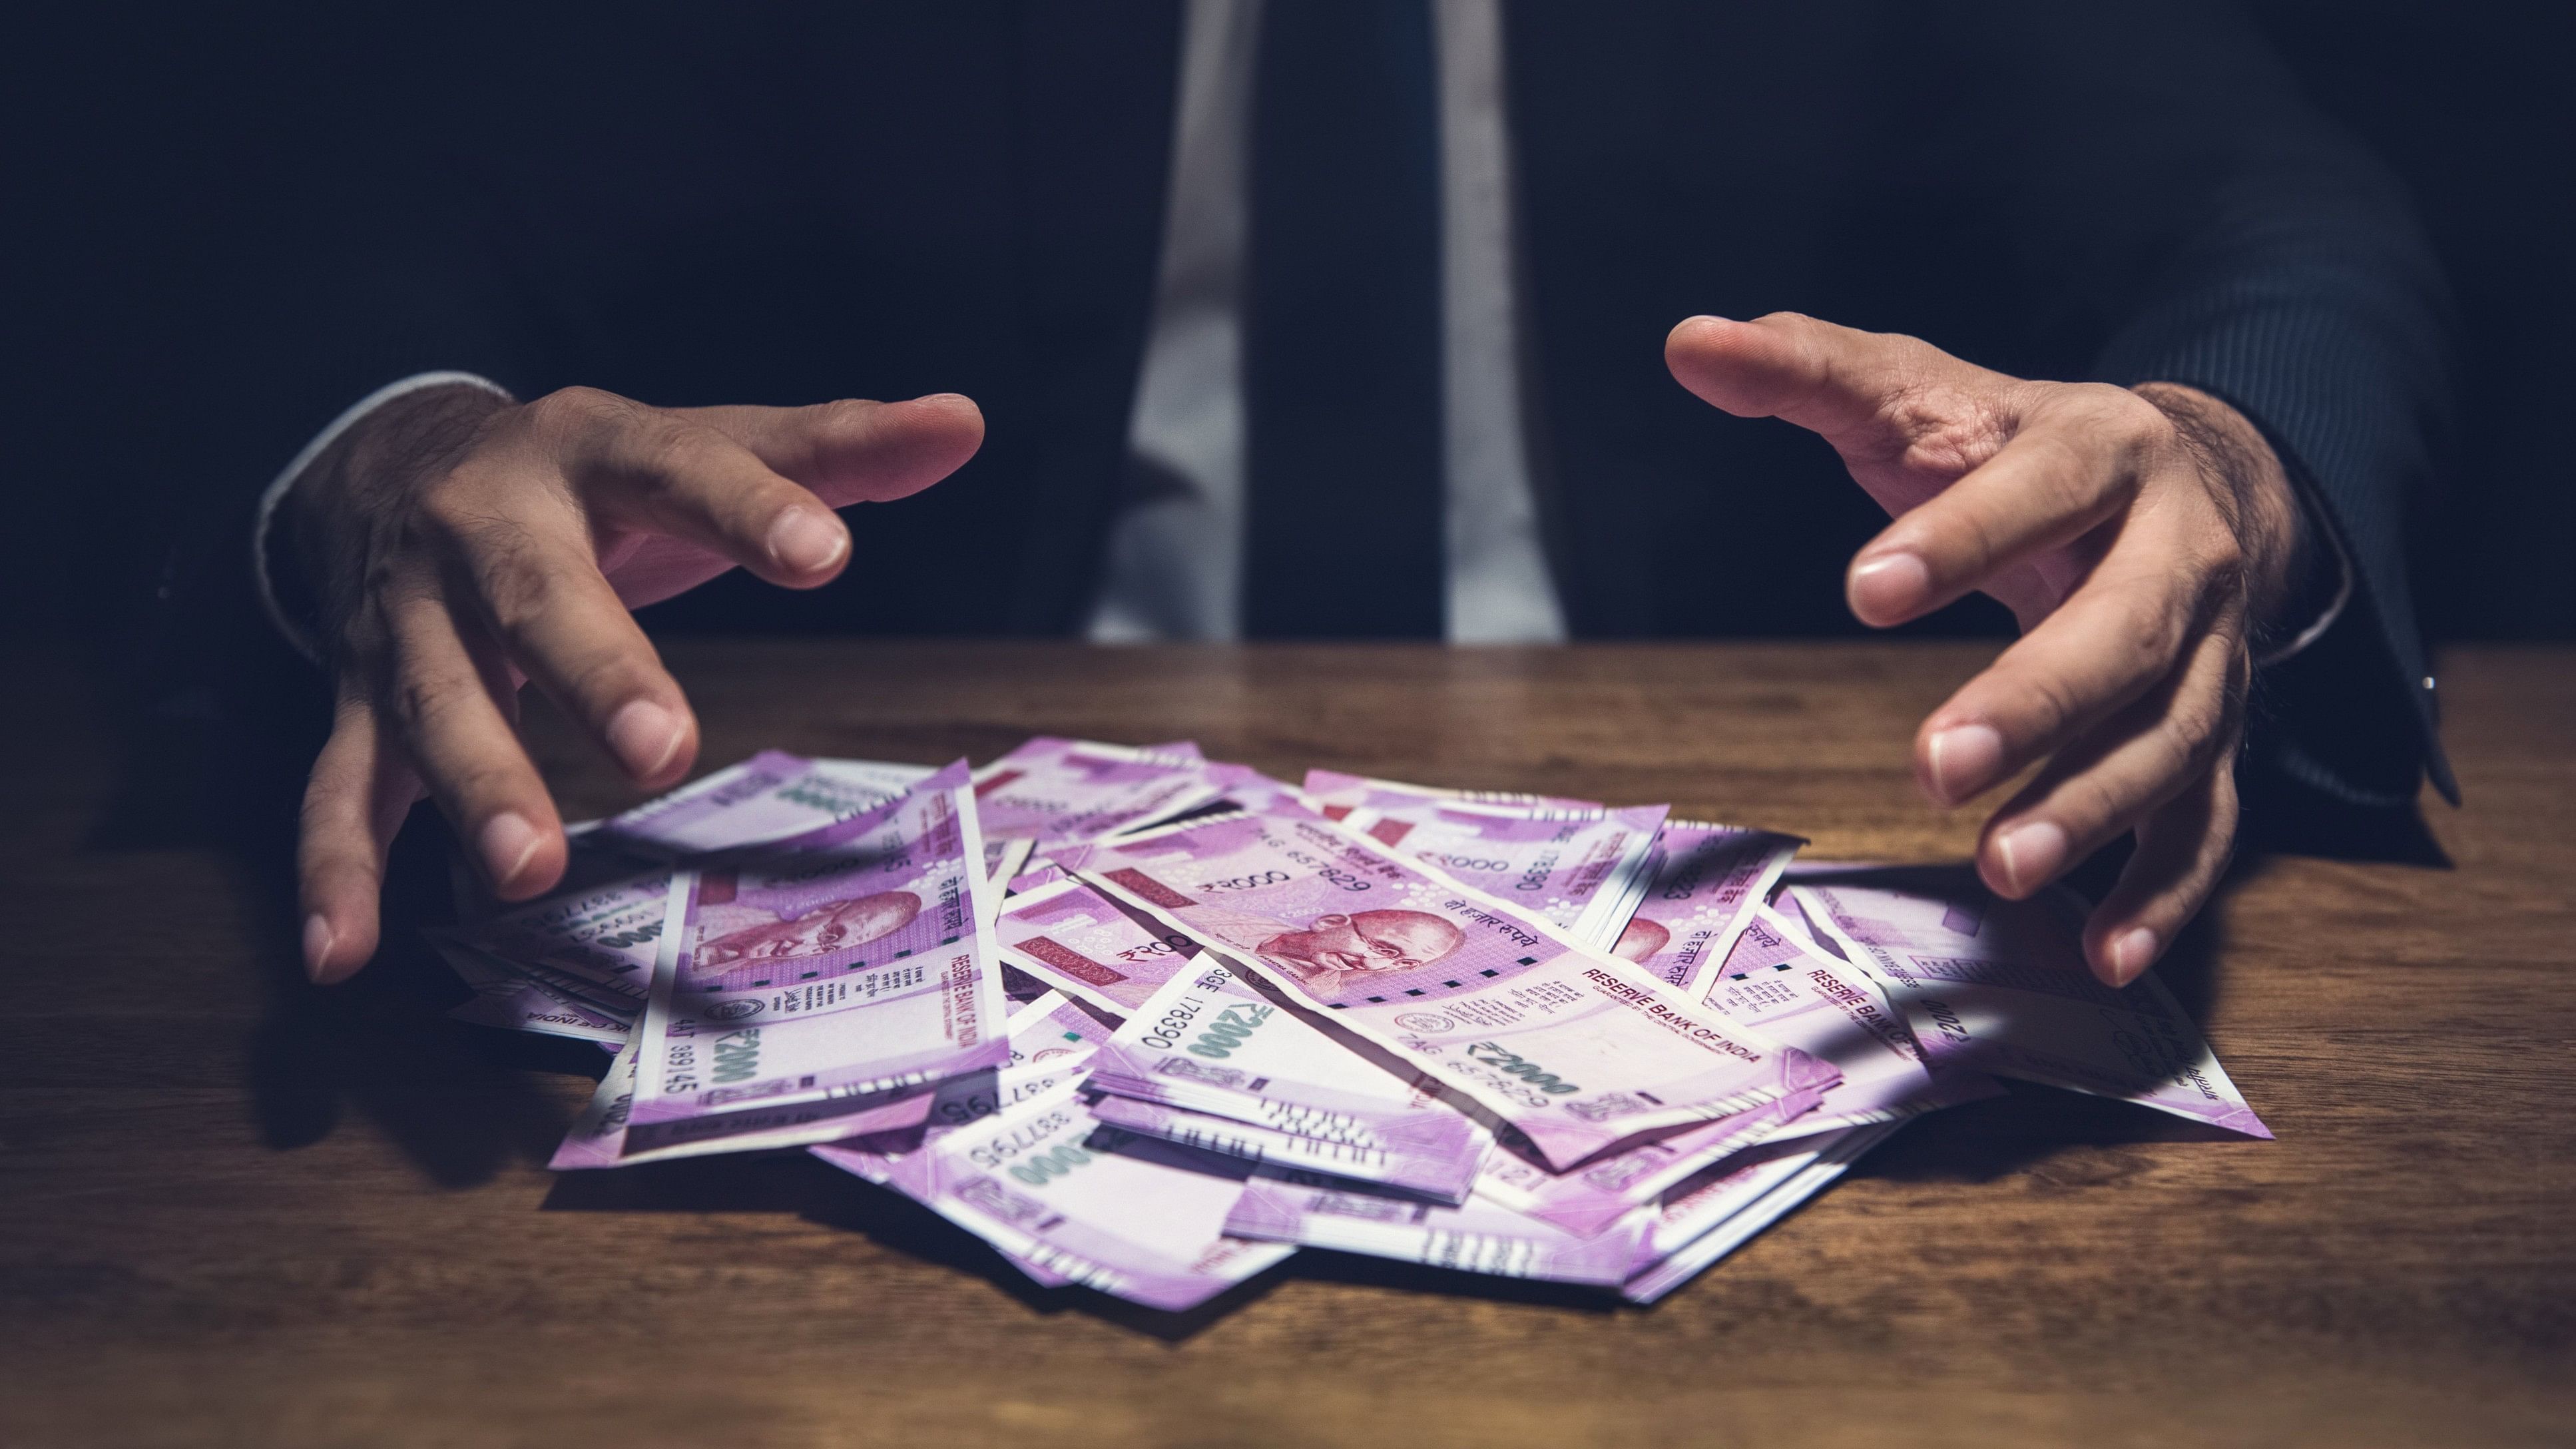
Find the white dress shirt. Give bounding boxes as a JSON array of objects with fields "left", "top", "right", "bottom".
[{"left": 1087, "top": 0, "right": 1565, "bottom": 644}]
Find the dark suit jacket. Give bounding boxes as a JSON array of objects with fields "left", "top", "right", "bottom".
[{"left": 155, "top": 1, "right": 2454, "bottom": 836}]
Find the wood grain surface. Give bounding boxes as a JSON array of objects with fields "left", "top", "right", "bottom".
[{"left": 4, "top": 640, "right": 2569, "bottom": 1448}]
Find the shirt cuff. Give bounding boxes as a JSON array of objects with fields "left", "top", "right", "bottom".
[
  {"left": 2250, "top": 465, "right": 2354, "bottom": 669},
  {"left": 252, "top": 370, "right": 515, "bottom": 664}
]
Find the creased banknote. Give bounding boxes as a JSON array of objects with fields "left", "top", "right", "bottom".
[
  {"left": 971, "top": 737, "right": 1228, "bottom": 858},
  {"left": 1300, "top": 770, "right": 1601, "bottom": 817},
  {"left": 1334, "top": 799, "right": 1669, "bottom": 951},
  {"left": 1072, "top": 802, "right": 1837, "bottom": 1169},
  {"left": 1084, "top": 963, "right": 1493, "bottom": 1168},
  {"left": 809, "top": 990, "right": 1112, "bottom": 1182},
  {"left": 551, "top": 1036, "right": 937, "bottom": 1169},
  {"left": 434, "top": 938, "right": 633, "bottom": 1043},
  {"left": 455, "top": 869, "right": 674, "bottom": 1004},
  {"left": 593, "top": 751, "right": 937, "bottom": 858},
  {"left": 1224, "top": 1175, "right": 1651, "bottom": 1287},
  {"left": 1607, "top": 822, "right": 1804, "bottom": 994},
  {"left": 1086, "top": 1092, "right": 1481, "bottom": 1204},
  {"left": 993, "top": 873, "right": 1201, "bottom": 1017},
  {"left": 1621, "top": 1119, "right": 1904, "bottom": 1303},
  {"left": 627, "top": 762, "right": 1011, "bottom": 1142},
  {"left": 873, "top": 1081, "right": 1294, "bottom": 1311},
  {"left": 1471, "top": 1091, "right": 1820, "bottom": 1239},
  {"left": 1703, "top": 906, "right": 2001, "bottom": 1138},
  {"left": 1794, "top": 872, "right": 2272, "bottom": 1138}
]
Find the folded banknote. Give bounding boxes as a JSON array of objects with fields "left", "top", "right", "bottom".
[{"left": 1069, "top": 800, "right": 1838, "bottom": 1170}]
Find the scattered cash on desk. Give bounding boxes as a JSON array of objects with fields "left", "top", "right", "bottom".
[{"left": 440, "top": 738, "right": 2272, "bottom": 1312}]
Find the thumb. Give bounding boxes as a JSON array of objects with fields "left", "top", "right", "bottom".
[
  {"left": 1665, "top": 312, "right": 1968, "bottom": 450},
  {"left": 689, "top": 394, "right": 986, "bottom": 509}
]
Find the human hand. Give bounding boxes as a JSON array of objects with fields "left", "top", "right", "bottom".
[
  {"left": 1667, "top": 314, "right": 2312, "bottom": 985},
  {"left": 285, "top": 383, "right": 984, "bottom": 982}
]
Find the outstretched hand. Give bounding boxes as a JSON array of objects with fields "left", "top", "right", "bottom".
[
  {"left": 1667, "top": 313, "right": 2311, "bottom": 985},
  {"left": 288, "top": 384, "right": 985, "bottom": 984}
]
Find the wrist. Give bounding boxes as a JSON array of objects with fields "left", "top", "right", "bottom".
[
  {"left": 2131, "top": 382, "right": 2315, "bottom": 651},
  {"left": 279, "top": 382, "right": 515, "bottom": 653}
]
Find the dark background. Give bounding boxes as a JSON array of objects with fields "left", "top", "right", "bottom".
[{"left": 5, "top": 1, "right": 2569, "bottom": 656}]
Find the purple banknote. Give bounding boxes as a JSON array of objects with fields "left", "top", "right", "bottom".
[
  {"left": 992, "top": 873, "right": 1201, "bottom": 1017},
  {"left": 627, "top": 762, "right": 1011, "bottom": 1142},
  {"left": 1607, "top": 822, "right": 1804, "bottom": 994},
  {"left": 1335, "top": 799, "right": 1669, "bottom": 950},
  {"left": 593, "top": 750, "right": 936, "bottom": 858},
  {"left": 1072, "top": 802, "right": 1837, "bottom": 1170},
  {"left": 1085, "top": 963, "right": 1493, "bottom": 1169},
  {"left": 1794, "top": 872, "right": 2272, "bottom": 1138},
  {"left": 876, "top": 1081, "right": 1294, "bottom": 1311}
]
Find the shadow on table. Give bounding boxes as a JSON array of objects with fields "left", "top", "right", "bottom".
[
  {"left": 91, "top": 692, "right": 588, "bottom": 1190},
  {"left": 539, "top": 1145, "right": 1623, "bottom": 1342}
]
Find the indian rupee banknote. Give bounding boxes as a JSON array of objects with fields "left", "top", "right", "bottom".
[
  {"left": 1332, "top": 798, "right": 1670, "bottom": 950},
  {"left": 1083, "top": 963, "right": 1493, "bottom": 1171},
  {"left": 1071, "top": 801, "right": 1837, "bottom": 1169},
  {"left": 991, "top": 872, "right": 1201, "bottom": 1017},
  {"left": 870, "top": 1081, "right": 1294, "bottom": 1311},
  {"left": 627, "top": 761, "right": 1012, "bottom": 1142},
  {"left": 1794, "top": 872, "right": 2271, "bottom": 1137},
  {"left": 1607, "top": 822, "right": 1804, "bottom": 994}
]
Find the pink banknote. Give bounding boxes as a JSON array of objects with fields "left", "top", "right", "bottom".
[
  {"left": 1794, "top": 872, "right": 2273, "bottom": 1138},
  {"left": 1085, "top": 1092, "right": 1481, "bottom": 1203},
  {"left": 433, "top": 938, "right": 633, "bottom": 1043},
  {"left": 1071, "top": 803, "right": 1838, "bottom": 1170},
  {"left": 875, "top": 1082, "right": 1294, "bottom": 1311},
  {"left": 456, "top": 870, "right": 674, "bottom": 1005},
  {"left": 1702, "top": 906, "right": 2001, "bottom": 1138},
  {"left": 809, "top": 990, "right": 1111, "bottom": 1181},
  {"left": 551, "top": 1037, "right": 937, "bottom": 1169},
  {"left": 1084, "top": 963, "right": 1493, "bottom": 1167},
  {"left": 992, "top": 873, "right": 1202, "bottom": 1017},
  {"left": 1300, "top": 770, "right": 1601, "bottom": 818},
  {"left": 627, "top": 762, "right": 1012, "bottom": 1141},
  {"left": 1607, "top": 822, "right": 1804, "bottom": 994},
  {"left": 1334, "top": 800, "right": 1669, "bottom": 950},
  {"left": 1472, "top": 1091, "right": 1822, "bottom": 1239},
  {"left": 1224, "top": 1174, "right": 1650, "bottom": 1287},
  {"left": 971, "top": 737, "right": 1228, "bottom": 854},
  {"left": 593, "top": 750, "right": 937, "bottom": 858},
  {"left": 1621, "top": 1120, "right": 1904, "bottom": 1303}
]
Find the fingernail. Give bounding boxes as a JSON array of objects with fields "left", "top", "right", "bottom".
[
  {"left": 1848, "top": 551, "right": 1930, "bottom": 623},
  {"left": 2109, "top": 926, "right": 2160, "bottom": 984},
  {"left": 302, "top": 914, "right": 336, "bottom": 982},
  {"left": 479, "top": 811, "right": 543, "bottom": 890},
  {"left": 605, "top": 699, "right": 687, "bottom": 779},
  {"left": 1924, "top": 723, "right": 2005, "bottom": 804},
  {"left": 1993, "top": 819, "right": 2069, "bottom": 895},
  {"left": 767, "top": 507, "right": 848, "bottom": 575}
]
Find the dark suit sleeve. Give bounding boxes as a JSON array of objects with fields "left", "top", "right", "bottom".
[{"left": 1939, "top": 1, "right": 2457, "bottom": 835}]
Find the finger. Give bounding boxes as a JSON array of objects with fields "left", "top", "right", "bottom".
[
  {"left": 1846, "top": 388, "right": 2159, "bottom": 627},
  {"left": 2080, "top": 762, "right": 2239, "bottom": 986},
  {"left": 1912, "top": 524, "right": 2202, "bottom": 805},
  {"left": 1663, "top": 313, "right": 1996, "bottom": 450},
  {"left": 691, "top": 393, "right": 985, "bottom": 509},
  {"left": 1973, "top": 629, "right": 2244, "bottom": 902},
  {"left": 296, "top": 701, "right": 423, "bottom": 984},
  {"left": 376, "top": 595, "right": 567, "bottom": 901},
  {"left": 445, "top": 503, "right": 700, "bottom": 788},
  {"left": 527, "top": 388, "right": 854, "bottom": 589}
]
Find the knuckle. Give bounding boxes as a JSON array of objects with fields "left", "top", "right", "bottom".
[
  {"left": 559, "top": 647, "right": 655, "bottom": 713},
  {"left": 803, "top": 398, "right": 884, "bottom": 444},
  {"left": 525, "top": 386, "right": 625, "bottom": 435}
]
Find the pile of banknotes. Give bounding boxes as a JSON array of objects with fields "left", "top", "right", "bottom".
[{"left": 433, "top": 738, "right": 2270, "bottom": 1311}]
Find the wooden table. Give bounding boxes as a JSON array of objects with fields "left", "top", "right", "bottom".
[{"left": 5, "top": 641, "right": 2570, "bottom": 1448}]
